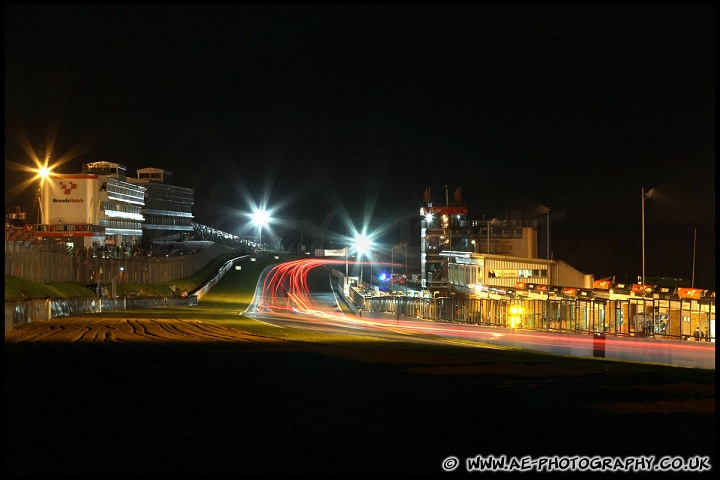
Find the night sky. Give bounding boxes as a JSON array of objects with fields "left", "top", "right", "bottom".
[{"left": 5, "top": 5, "right": 715, "bottom": 289}]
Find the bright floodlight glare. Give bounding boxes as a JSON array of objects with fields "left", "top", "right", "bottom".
[
  {"left": 251, "top": 208, "right": 270, "bottom": 228},
  {"left": 355, "top": 233, "right": 371, "bottom": 254},
  {"left": 32, "top": 162, "right": 55, "bottom": 184}
]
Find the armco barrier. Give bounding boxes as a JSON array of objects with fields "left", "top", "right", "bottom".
[
  {"left": 5, "top": 296, "right": 198, "bottom": 332},
  {"left": 4, "top": 254, "right": 248, "bottom": 332}
]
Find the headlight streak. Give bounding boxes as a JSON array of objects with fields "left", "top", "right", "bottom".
[
  {"left": 249, "top": 259, "right": 716, "bottom": 366},
  {"left": 253, "top": 258, "right": 509, "bottom": 341},
  {"left": 258, "top": 258, "right": 350, "bottom": 318}
]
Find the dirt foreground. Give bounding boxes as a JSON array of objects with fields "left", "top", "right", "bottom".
[{"left": 5, "top": 316, "right": 716, "bottom": 475}]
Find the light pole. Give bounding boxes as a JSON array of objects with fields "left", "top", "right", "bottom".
[
  {"left": 404, "top": 242, "right": 408, "bottom": 295},
  {"left": 355, "top": 233, "right": 371, "bottom": 290},
  {"left": 35, "top": 165, "right": 52, "bottom": 225},
  {"left": 641, "top": 187, "right": 654, "bottom": 322},
  {"left": 345, "top": 246, "right": 349, "bottom": 292},
  {"left": 390, "top": 242, "right": 401, "bottom": 291},
  {"left": 692, "top": 227, "right": 696, "bottom": 288},
  {"left": 389, "top": 242, "right": 408, "bottom": 294},
  {"left": 486, "top": 219, "right": 491, "bottom": 254},
  {"left": 391, "top": 245, "right": 395, "bottom": 290},
  {"left": 251, "top": 208, "right": 270, "bottom": 253},
  {"left": 540, "top": 205, "right": 551, "bottom": 329}
]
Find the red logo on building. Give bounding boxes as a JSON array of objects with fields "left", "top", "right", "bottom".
[{"left": 59, "top": 181, "right": 78, "bottom": 195}]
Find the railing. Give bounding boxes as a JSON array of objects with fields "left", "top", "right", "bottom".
[{"left": 4, "top": 241, "right": 246, "bottom": 285}]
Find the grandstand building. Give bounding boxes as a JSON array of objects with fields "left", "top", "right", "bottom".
[
  {"left": 128, "top": 167, "right": 195, "bottom": 243},
  {"left": 22, "top": 161, "right": 198, "bottom": 251}
]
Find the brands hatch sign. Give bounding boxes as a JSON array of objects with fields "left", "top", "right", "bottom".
[
  {"left": 41, "top": 174, "right": 99, "bottom": 225},
  {"left": 60, "top": 181, "right": 78, "bottom": 194},
  {"left": 51, "top": 181, "right": 83, "bottom": 202}
]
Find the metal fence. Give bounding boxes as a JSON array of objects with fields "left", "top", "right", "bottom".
[
  {"left": 330, "top": 269, "right": 714, "bottom": 344},
  {"left": 5, "top": 295, "right": 198, "bottom": 331},
  {"left": 4, "top": 241, "right": 245, "bottom": 286},
  {"left": 358, "top": 291, "right": 715, "bottom": 343}
]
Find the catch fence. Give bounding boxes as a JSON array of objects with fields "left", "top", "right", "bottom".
[{"left": 4, "top": 241, "right": 244, "bottom": 286}]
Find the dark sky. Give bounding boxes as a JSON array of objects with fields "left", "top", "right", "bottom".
[{"left": 5, "top": 6, "right": 715, "bottom": 273}]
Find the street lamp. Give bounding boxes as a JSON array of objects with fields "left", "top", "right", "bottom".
[
  {"left": 354, "top": 233, "right": 371, "bottom": 289},
  {"left": 34, "top": 164, "right": 53, "bottom": 225},
  {"left": 641, "top": 187, "right": 654, "bottom": 312},
  {"left": 251, "top": 208, "right": 270, "bottom": 252}
]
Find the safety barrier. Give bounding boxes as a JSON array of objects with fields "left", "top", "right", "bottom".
[{"left": 5, "top": 296, "right": 198, "bottom": 332}]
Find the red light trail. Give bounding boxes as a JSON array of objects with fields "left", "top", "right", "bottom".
[{"left": 249, "top": 258, "right": 715, "bottom": 368}]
